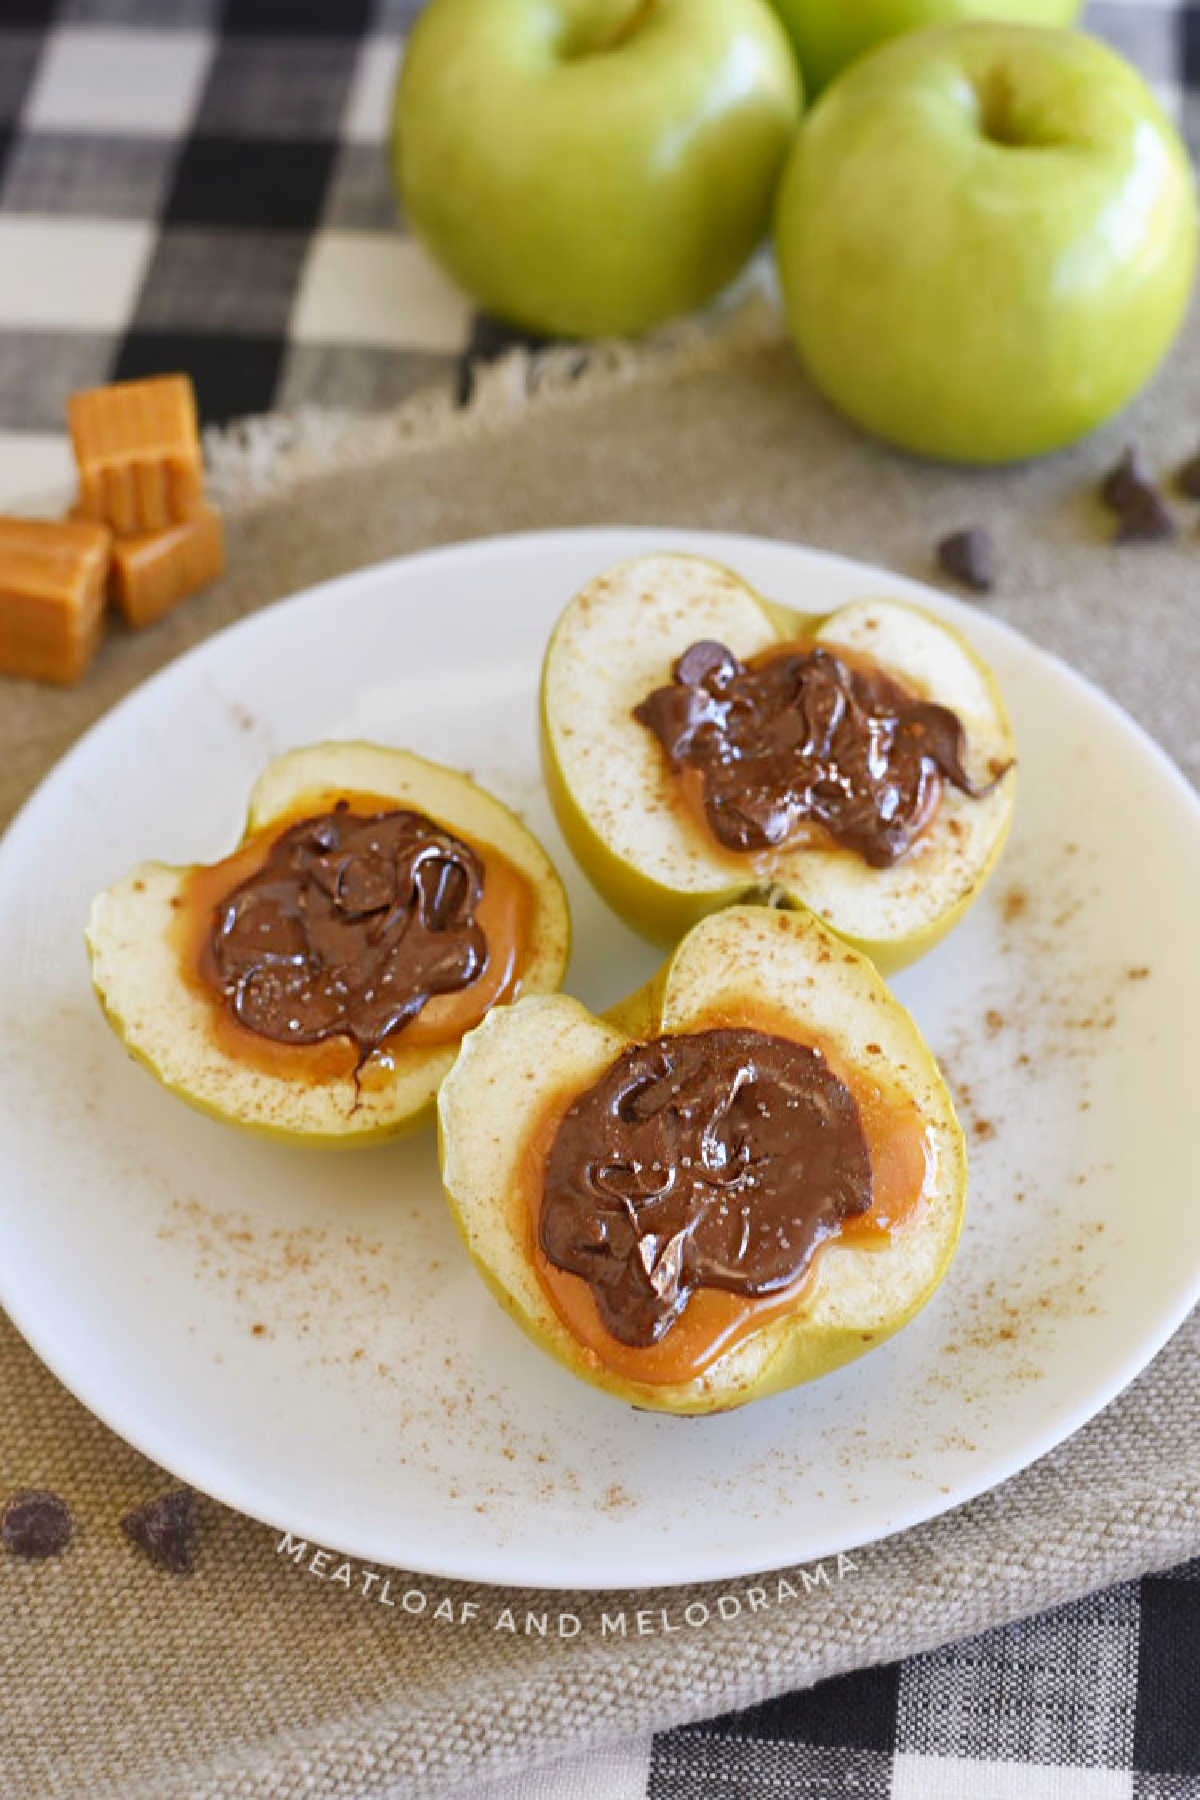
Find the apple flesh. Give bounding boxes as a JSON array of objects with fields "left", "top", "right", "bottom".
[
  {"left": 86, "top": 743, "right": 571, "bottom": 1145},
  {"left": 767, "top": 0, "right": 1080, "bottom": 97},
  {"left": 391, "top": 0, "right": 802, "bottom": 338},
  {"left": 774, "top": 23, "right": 1198, "bottom": 463},
  {"left": 541, "top": 552, "right": 1015, "bottom": 972},
  {"left": 437, "top": 904, "right": 967, "bottom": 1414}
]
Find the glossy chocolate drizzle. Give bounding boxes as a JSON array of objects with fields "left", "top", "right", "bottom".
[
  {"left": 540, "top": 1028, "right": 872, "bottom": 1348},
  {"left": 634, "top": 639, "right": 994, "bottom": 868},
  {"left": 206, "top": 803, "right": 487, "bottom": 1062}
]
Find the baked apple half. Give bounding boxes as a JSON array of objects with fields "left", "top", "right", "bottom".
[
  {"left": 541, "top": 552, "right": 1015, "bottom": 971},
  {"left": 438, "top": 905, "right": 966, "bottom": 1414},
  {"left": 86, "top": 742, "right": 570, "bottom": 1143}
]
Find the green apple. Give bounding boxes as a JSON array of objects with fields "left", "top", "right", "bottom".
[
  {"left": 767, "top": 0, "right": 1080, "bottom": 97},
  {"left": 391, "top": 0, "right": 802, "bottom": 338},
  {"left": 438, "top": 904, "right": 966, "bottom": 1414},
  {"left": 86, "top": 744, "right": 571, "bottom": 1145},
  {"left": 541, "top": 553, "right": 1015, "bottom": 973},
  {"left": 774, "top": 24, "right": 1197, "bottom": 463}
]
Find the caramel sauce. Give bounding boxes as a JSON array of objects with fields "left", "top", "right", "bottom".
[
  {"left": 522, "top": 999, "right": 931, "bottom": 1388},
  {"left": 172, "top": 789, "right": 532, "bottom": 1088}
]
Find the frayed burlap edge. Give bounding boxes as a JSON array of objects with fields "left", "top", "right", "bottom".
[{"left": 203, "top": 296, "right": 784, "bottom": 512}]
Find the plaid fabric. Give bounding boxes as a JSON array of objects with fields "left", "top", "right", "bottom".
[
  {"left": 0, "top": 0, "right": 439, "bottom": 449},
  {"left": 651, "top": 1560, "right": 1200, "bottom": 1799},
  {"left": 1, "top": 3, "right": 1198, "bottom": 1796}
]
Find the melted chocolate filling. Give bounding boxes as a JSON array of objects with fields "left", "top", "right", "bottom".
[
  {"left": 541, "top": 1028, "right": 872, "bottom": 1348},
  {"left": 634, "top": 639, "right": 995, "bottom": 868},
  {"left": 206, "top": 803, "right": 487, "bottom": 1062}
]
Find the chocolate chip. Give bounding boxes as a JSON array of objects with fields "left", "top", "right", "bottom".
[
  {"left": 1100, "top": 446, "right": 1154, "bottom": 514},
  {"left": 1177, "top": 452, "right": 1200, "bottom": 500},
  {"left": 1114, "top": 485, "right": 1175, "bottom": 544},
  {"left": 673, "top": 639, "right": 738, "bottom": 689},
  {"left": 1097, "top": 445, "right": 1177, "bottom": 541},
  {"left": 2, "top": 1489, "right": 72, "bottom": 1559},
  {"left": 937, "top": 528, "right": 994, "bottom": 594},
  {"left": 121, "top": 1488, "right": 197, "bottom": 1576}
]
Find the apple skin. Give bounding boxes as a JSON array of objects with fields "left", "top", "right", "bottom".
[
  {"left": 767, "top": 0, "right": 1080, "bottom": 97},
  {"left": 391, "top": 0, "right": 802, "bottom": 338},
  {"left": 774, "top": 23, "right": 1198, "bottom": 463}
]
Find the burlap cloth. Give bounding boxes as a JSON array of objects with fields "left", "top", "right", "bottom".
[{"left": 1, "top": 301, "right": 1197, "bottom": 1800}]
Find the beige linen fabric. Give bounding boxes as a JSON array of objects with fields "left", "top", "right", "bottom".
[{"left": 1, "top": 302, "right": 1197, "bottom": 1799}]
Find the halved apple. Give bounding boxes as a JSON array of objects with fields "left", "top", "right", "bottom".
[
  {"left": 438, "top": 904, "right": 965, "bottom": 1414},
  {"left": 541, "top": 552, "right": 1015, "bottom": 971},
  {"left": 86, "top": 742, "right": 570, "bottom": 1144}
]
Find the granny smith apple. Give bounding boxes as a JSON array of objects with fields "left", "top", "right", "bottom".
[
  {"left": 439, "top": 904, "right": 967, "bottom": 1414},
  {"left": 541, "top": 553, "right": 1015, "bottom": 972},
  {"left": 767, "top": 0, "right": 1080, "bottom": 97},
  {"left": 87, "top": 743, "right": 570, "bottom": 1145},
  {"left": 392, "top": 0, "right": 802, "bottom": 338},
  {"left": 774, "top": 23, "right": 1197, "bottom": 463}
]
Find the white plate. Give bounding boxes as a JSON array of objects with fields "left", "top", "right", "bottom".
[{"left": 1, "top": 528, "right": 1198, "bottom": 1590}]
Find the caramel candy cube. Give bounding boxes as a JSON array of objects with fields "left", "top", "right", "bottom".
[
  {"left": 109, "top": 503, "right": 225, "bottom": 629},
  {"left": 0, "top": 516, "right": 111, "bottom": 684},
  {"left": 69, "top": 375, "right": 204, "bottom": 536}
]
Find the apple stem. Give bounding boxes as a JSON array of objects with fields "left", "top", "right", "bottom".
[
  {"left": 978, "top": 69, "right": 1021, "bottom": 146},
  {"left": 557, "top": 0, "right": 655, "bottom": 59},
  {"left": 602, "top": 0, "right": 655, "bottom": 51}
]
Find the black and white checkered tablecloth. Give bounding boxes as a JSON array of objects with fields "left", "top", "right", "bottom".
[{"left": 1, "top": 4, "right": 1198, "bottom": 1796}]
